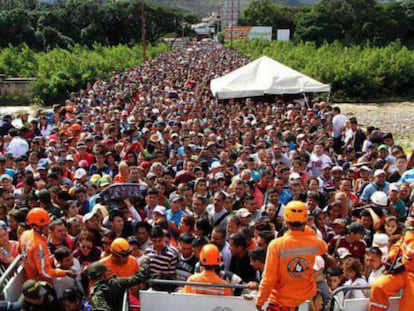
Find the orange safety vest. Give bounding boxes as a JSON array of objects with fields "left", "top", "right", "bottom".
[
  {"left": 100, "top": 255, "right": 139, "bottom": 277},
  {"left": 19, "top": 229, "right": 66, "bottom": 281},
  {"left": 389, "top": 230, "right": 414, "bottom": 272},
  {"left": 257, "top": 230, "right": 327, "bottom": 308},
  {"left": 183, "top": 270, "right": 232, "bottom": 296}
]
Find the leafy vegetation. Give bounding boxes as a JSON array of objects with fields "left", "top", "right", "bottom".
[
  {"left": 0, "top": 0, "right": 197, "bottom": 51},
  {"left": 231, "top": 39, "right": 414, "bottom": 101},
  {"left": 241, "top": 0, "right": 414, "bottom": 47},
  {"left": 0, "top": 43, "right": 168, "bottom": 104}
]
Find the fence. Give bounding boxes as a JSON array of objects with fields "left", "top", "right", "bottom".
[
  {"left": 329, "top": 286, "right": 401, "bottom": 311},
  {"left": 122, "top": 279, "right": 310, "bottom": 311},
  {"left": 0, "top": 253, "right": 25, "bottom": 301}
]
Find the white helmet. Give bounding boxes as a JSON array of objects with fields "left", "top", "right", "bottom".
[{"left": 371, "top": 191, "right": 388, "bottom": 207}]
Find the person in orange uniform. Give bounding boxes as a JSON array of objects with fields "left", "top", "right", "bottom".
[
  {"left": 369, "top": 211, "right": 414, "bottom": 311},
  {"left": 183, "top": 244, "right": 232, "bottom": 296},
  {"left": 19, "top": 208, "right": 74, "bottom": 281},
  {"left": 256, "top": 201, "right": 327, "bottom": 311},
  {"left": 100, "top": 238, "right": 139, "bottom": 277}
]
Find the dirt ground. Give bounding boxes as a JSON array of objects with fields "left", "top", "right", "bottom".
[{"left": 339, "top": 102, "right": 414, "bottom": 151}]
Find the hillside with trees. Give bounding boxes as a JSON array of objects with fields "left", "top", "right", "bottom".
[{"left": 0, "top": 0, "right": 197, "bottom": 50}]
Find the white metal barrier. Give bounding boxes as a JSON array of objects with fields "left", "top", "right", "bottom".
[
  {"left": 0, "top": 253, "right": 25, "bottom": 302},
  {"left": 120, "top": 279, "right": 310, "bottom": 311},
  {"left": 330, "top": 286, "right": 401, "bottom": 311}
]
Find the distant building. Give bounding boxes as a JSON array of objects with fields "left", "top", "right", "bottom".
[{"left": 221, "top": 0, "right": 240, "bottom": 29}]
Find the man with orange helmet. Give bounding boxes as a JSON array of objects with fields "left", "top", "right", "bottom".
[
  {"left": 100, "top": 237, "right": 139, "bottom": 278},
  {"left": 183, "top": 244, "right": 231, "bottom": 296},
  {"left": 369, "top": 211, "right": 414, "bottom": 311},
  {"left": 19, "top": 208, "right": 75, "bottom": 281},
  {"left": 256, "top": 201, "right": 327, "bottom": 311}
]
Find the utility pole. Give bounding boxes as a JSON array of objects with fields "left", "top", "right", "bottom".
[
  {"left": 230, "top": 0, "right": 234, "bottom": 49},
  {"left": 141, "top": 0, "right": 146, "bottom": 62}
]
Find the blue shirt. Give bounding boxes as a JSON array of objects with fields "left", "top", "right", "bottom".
[
  {"left": 279, "top": 190, "right": 292, "bottom": 205},
  {"left": 167, "top": 209, "right": 184, "bottom": 226},
  {"left": 360, "top": 182, "right": 390, "bottom": 203}
]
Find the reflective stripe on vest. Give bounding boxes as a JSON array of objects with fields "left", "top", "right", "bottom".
[{"left": 280, "top": 246, "right": 320, "bottom": 258}]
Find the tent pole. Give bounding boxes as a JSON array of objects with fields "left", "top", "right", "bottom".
[
  {"left": 303, "top": 93, "right": 309, "bottom": 109},
  {"left": 327, "top": 92, "right": 331, "bottom": 104}
]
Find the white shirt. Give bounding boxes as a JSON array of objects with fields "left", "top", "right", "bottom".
[
  {"left": 332, "top": 114, "right": 347, "bottom": 138},
  {"left": 54, "top": 258, "right": 83, "bottom": 299},
  {"left": 307, "top": 153, "right": 332, "bottom": 178},
  {"left": 368, "top": 266, "right": 386, "bottom": 285},
  {"left": 7, "top": 137, "right": 29, "bottom": 158},
  {"left": 343, "top": 277, "right": 369, "bottom": 299}
]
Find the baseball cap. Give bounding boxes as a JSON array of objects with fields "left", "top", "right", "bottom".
[
  {"left": 74, "top": 168, "right": 87, "bottom": 179},
  {"left": 169, "top": 193, "right": 184, "bottom": 202},
  {"left": 22, "top": 280, "right": 47, "bottom": 298},
  {"left": 215, "top": 172, "right": 225, "bottom": 180},
  {"left": 127, "top": 236, "right": 139, "bottom": 245},
  {"left": 236, "top": 208, "right": 251, "bottom": 218},
  {"left": 88, "top": 262, "right": 108, "bottom": 280},
  {"left": 389, "top": 183, "right": 400, "bottom": 192},
  {"left": 374, "top": 169, "right": 386, "bottom": 177},
  {"left": 211, "top": 161, "right": 223, "bottom": 169},
  {"left": 289, "top": 172, "right": 301, "bottom": 180},
  {"left": 378, "top": 144, "right": 388, "bottom": 151},
  {"left": 332, "top": 166, "right": 344, "bottom": 172},
  {"left": 83, "top": 212, "right": 97, "bottom": 223},
  {"left": 37, "top": 163, "right": 48, "bottom": 171},
  {"left": 360, "top": 165, "right": 372, "bottom": 172},
  {"left": 104, "top": 138, "right": 115, "bottom": 145},
  {"left": 0, "top": 174, "right": 12, "bottom": 181},
  {"left": 373, "top": 233, "right": 389, "bottom": 247},
  {"left": 66, "top": 154, "right": 74, "bottom": 161},
  {"left": 153, "top": 205, "right": 166, "bottom": 216},
  {"left": 337, "top": 247, "right": 352, "bottom": 260},
  {"left": 321, "top": 163, "right": 331, "bottom": 170},
  {"left": 348, "top": 222, "right": 367, "bottom": 235},
  {"left": 98, "top": 175, "right": 111, "bottom": 187},
  {"left": 332, "top": 218, "right": 347, "bottom": 228}
]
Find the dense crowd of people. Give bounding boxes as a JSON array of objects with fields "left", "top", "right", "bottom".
[{"left": 0, "top": 42, "right": 413, "bottom": 311}]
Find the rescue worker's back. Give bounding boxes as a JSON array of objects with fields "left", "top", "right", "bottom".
[{"left": 257, "top": 229, "right": 327, "bottom": 307}]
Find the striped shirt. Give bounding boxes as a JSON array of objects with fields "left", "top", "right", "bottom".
[
  {"left": 145, "top": 245, "right": 178, "bottom": 278},
  {"left": 399, "top": 168, "right": 414, "bottom": 186}
]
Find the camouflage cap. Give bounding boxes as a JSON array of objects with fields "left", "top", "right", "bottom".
[{"left": 87, "top": 262, "right": 108, "bottom": 280}]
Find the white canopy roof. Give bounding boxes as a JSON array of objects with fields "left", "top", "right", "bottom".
[{"left": 210, "top": 56, "right": 331, "bottom": 99}]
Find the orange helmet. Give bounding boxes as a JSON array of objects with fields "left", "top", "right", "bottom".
[
  {"left": 111, "top": 238, "right": 131, "bottom": 256},
  {"left": 199, "top": 244, "right": 221, "bottom": 266},
  {"left": 71, "top": 124, "right": 81, "bottom": 132},
  {"left": 283, "top": 201, "right": 308, "bottom": 223},
  {"left": 26, "top": 208, "right": 51, "bottom": 227}
]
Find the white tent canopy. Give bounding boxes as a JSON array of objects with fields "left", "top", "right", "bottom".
[{"left": 210, "top": 56, "right": 331, "bottom": 99}]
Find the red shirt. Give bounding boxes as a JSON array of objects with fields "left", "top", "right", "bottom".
[
  {"left": 328, "top": 235, "right": 366, "bottom": 261},
  {"left": 76, "top": 152, "right": 95, "bottom": 166}
]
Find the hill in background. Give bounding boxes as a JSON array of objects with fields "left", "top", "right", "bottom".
[{"left": 148, "top": 0, "right": 315, "bottom": 16}]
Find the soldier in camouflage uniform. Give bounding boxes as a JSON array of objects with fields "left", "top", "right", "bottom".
[{"left": 88, "top": 260, "right": 151, "bottom": 311}]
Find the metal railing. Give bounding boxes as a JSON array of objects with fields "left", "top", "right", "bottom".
[
  {"left": 0, "top": 253, "right": 25, "bottom": 300},
  {"left": 147, "top": 279, "right": 249, "bottom": 290},
  {"left": 329, "top": 285, "right": 403, "bottom": 311},
  {"left": 121, "top": 279, "right": 250, "bottom": 311}
]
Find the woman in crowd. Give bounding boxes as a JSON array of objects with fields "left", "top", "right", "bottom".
[{"left": 0, "top": 222, "right": 19, "bottom": 265}]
